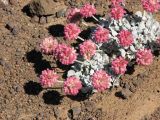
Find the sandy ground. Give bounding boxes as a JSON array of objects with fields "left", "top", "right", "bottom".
[{"left": 0, "top": 0, "right": 160, "bottom": 120}]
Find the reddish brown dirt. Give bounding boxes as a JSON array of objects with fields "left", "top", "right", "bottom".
[{"left": 0, "top": 0, "right": 160, "bottom": 120}]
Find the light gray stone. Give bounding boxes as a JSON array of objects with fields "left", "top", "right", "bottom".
[
  {"left": 135, "top": 11, "right": 142, "bottom": 18},
  {"left": 67, "top": 70, "right": 76, "bottom": 77}
]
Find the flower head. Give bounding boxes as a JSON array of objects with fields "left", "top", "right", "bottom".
[
  {"left": 66, "top": 8, "right": 81, "bottom": 23},
  {"left": 64, "top": 23, "right": 81, "bottom": 41},
  {"left": 111, "top": 0, "right": 124, "bottom": 6},
  {"left": 136, "top": 49, "right": 153, "bottom": 65},
  {"left": 141, "top": 0, "right": 160, "bottom": 13},
  {"left": 118, "top": 30, "right": 133, "bottom": 47},
  {"left": 56, "top": 44, "right": 77, "bottom": 65},
  {"left": 93, "top": 27, "right": 110, "bottom": 43},
  {"left": 40, "top": 69, "right": 59, "bottom": 87},
  {"left": 79, "top": 40, "right": 96, "bottom": 60},
  {"left": 91, "top": 70, "right": 110, "bottom": 92},
  {"left": 64, "top": 76, "right": 82, "bottom": 96},
  {"left": 110, "top": 5, "right": 126, "bottom": 20},
  {"left": 80, "top": 3, "right": 96, "bottom": 18},
  {"left": 40, "top": 36, "right": 58, "bottom": 54},
  {"left": 111, "top": 56, "right": 128, "bottom": 75}
]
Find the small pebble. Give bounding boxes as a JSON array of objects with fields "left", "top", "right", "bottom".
[
  {"left": 31, "top": 16, "right": 39, "bottom": 23},
  {"left": 6, "top": 22, "right": 14, "bottom": 31},
  {"left": 39, "top": 16, "right": 46, "bottom": 24},
  {"left": 0, "top": 58, "right": 6, "bottom": 66},
  {"left": 56, "top": 9, "right": 65, "bottom": 18},
  {"left": 69, "top": 107, "right": 81, "bottom": 119},
  {"left": 116, "top": 89, "right": 132, "bottom": 99},
  {"left": 9, "top": 0, "right": 17, "bottom": 5},
  {"left": 11, "top": 27, "right": 18, "bottom": 35}
]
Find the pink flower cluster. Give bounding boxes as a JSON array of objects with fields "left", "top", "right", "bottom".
[
  {"left": 136, "top": 49, "right": 153, "bottom": 65},
  {"left": 80, "top": 3, "right": 96, "bottom": 18},
  {"left": 40, "top": 69, "right": 59, "bottom": 87},
  {"left": 111, "top": 0, "right": 124, "bottom": 6},
  {"left": 67, "top": 8, "right": 81, "bottom": 23},
  {"left": 38, "top": 2, "right": 160, "bottom": 96},
  {"left": 110, "top": 6, "right": 126, "bottom": 20},
  {"left": 56, "top": 44, "right": 77, "bottom": 65},
  {"left": 110, "top": 5, "right": 126, "bottom": 20},
  {"left": 64, "top": 23, "right": 81, "bottom": 41},
  {"left": 64, "top": 76, "right": 82, "bottom": 96},
  {"left": 40, "top": 36, "right": 58, "bottom": 54},
  {"left": 118, "top": 30, "right": 133, "bottom": 47},
  {"left": 141, "top": 0, "right": 160, "bottom": 13},
  {"left": 79, "top": 40, "right": 96, "bottom": 60},
  {"left": 111, "top": 56, "right": 128, "bottom": 75},
  {"left": 91, "top": 70, "right": 110, "bottom": 92},
  {"left": 93, "top": 27, "right": 110, "bottom": 43}
]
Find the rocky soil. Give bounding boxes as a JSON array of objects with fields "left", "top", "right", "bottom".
[{"left": 0, "top": 0, "right": 160, "bottom": 120}]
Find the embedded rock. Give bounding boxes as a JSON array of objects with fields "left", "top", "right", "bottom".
[
  {"left": 116, "top": 89, "right": 132, "bottom": 99},
  {"left": 9, "top": 0, "right": 18, "bottom": 5},
  {"left": 0, "top": 0, "right": 8, "bottom": 7},
  {"left": 68, "top": 107, "right": 81, "bottom": 119},
  {"left": 28, "top": 0, "right": 66, "bottom": 16}
]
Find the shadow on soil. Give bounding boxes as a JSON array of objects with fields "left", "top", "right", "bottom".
[
  {"left": 23, "top": 81, "right": 63, "bottom": 105},
  {"left": 43, "top": 90, "right": 63, "bottom": 105},
  {"left": 126, "top": 64, "right": 135, "bottom": 75},
  {"left": 24, "top": 81, "right": 43, "bottom": 95},
  {"left": 22, "top": 4, "right": 33, "bottom": 17},
  {"left": 48, "top": 24, "right": 64, "bottom": 37},
  {"left": 68, "top": 93, "right": 90, "bottom": 102},
  {"left": 26, "top": 49, "right": 51, "bottom": 75},
  {"left": 115, "top": 91, "right": 126, "bottom": 100},
  {"left": 68, "top": 87, "right": 93, "bottom": 101},
  {"left": 24, "top": 81, "right": 90, "bottom": 104},
  {"left": 79, "top": 27, "right": 92, "bottom": 40}
]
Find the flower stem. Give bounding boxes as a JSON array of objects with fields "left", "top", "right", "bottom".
[
  {"left": 96, "top": 50, "right": 103, "bottom": 52},
  {"left": 57, "top": 80, "right": 64, "bottom": 83},
  {"left": 77, "top": 36, "right": 84, "bottom": 41},
  {"left": 95, "top": 44, "right": 100, "bottom": 50},
  {"left": 117, "top": 74, "right": 122, "bottom": 79},
  {"left": 92, "top": 15, "right": 99, "bottom": 22},
  {"left": 82, "top": 21, "right": 88, "bottom": 26},
  {"left": 75, "top": 60, "right": 84, "bottom": 64}
]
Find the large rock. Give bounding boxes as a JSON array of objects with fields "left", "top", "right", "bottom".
[
  {"left": 0, "top": 0, "right": 8, "bottom": 8},
  {"left": 28, "top": 0, "right": 66, "bottom": 16}
]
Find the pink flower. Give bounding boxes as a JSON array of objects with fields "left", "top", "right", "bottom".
[
  {"left": 64, "top": 76, "right": 82, "bottom": 96},
  {"left": 136, "top": 49, "right": 153, "bottom": 65},
  {"left": 40, "top": 36, "right": 58, "bottom": 54},
  {"left": 91, "top": 70, "right": 110, "bottom": 92},
  {"left": 64, "top": 23, "right": 81, "bottom": 41},
  {"left": 80, "top": 3, "right": 96, "bottom": 18},
  {"left": 118, "top": 30, "right": 133, "bottom": 47},
  {"left": 56, "top": 44, "right": 77, "bottom": 65},
  {"left": 111, "top": 0, "right": 124, "bottom": 6},
  {"left": 79, "top": 40, "right": 96, "bottom": 60},
  {"left": 40, "top": 69, "right": 59, "bottom": 87},
  {"left": 93, "top": 27, "right": 110, "bottom": 43},
  {"left": 66, "top": 8, "right": 81, "bottom": 23},
  {"left": 110, "top": 5, "right": 126, "bottom": 20},
  {"left": 141, "top": 0, "right": 160, "bottom": 13},
  {"left": 111, "top": 56, "right": 128, "bottom": 75}
]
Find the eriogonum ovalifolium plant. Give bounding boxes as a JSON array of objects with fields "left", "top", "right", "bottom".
[{"left": 39, "top": 0, "right": 160, "bottom": 96}]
